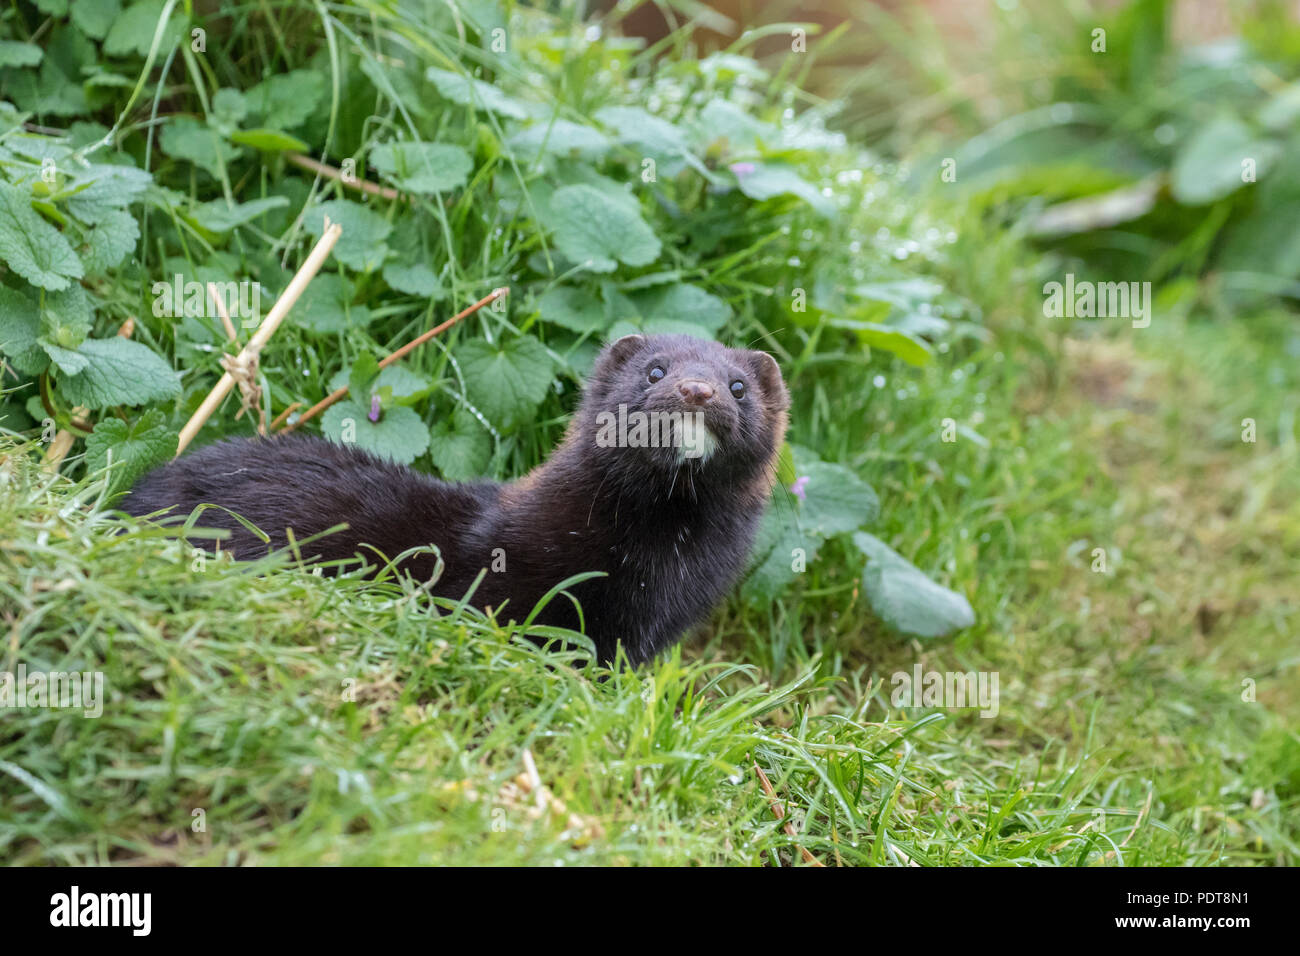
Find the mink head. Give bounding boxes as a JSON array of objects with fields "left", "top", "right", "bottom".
[{"left": 576, "top": 334, "right": 790, "bottom": 495}]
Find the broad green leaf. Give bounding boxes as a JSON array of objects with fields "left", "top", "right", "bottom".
[
  {"left": 302, "top": 199, "right": 391, "bottom": 272},
  {"left": 104, "top": 0, "right": 186, "bottom": 57},
  {"left": 382, "top": 262, "right": 443, "bottom": 298},
  {"left": 594, "top": 106, "right": 690, "bottom": 157},
  {"left": 322, "top": 401, "right": 429, "bottom": 465},
  {"left": 831, "top": 319, "right": 932, "bottom": 367},
  {"left": 459, "top": 335, "right": 555, "bottom": 429},
  {"left": 327, "top": 364, "right": 431, "bottom": 401},
  {"left": 1171, "top": 116, "right": 1280, "bottom": 206},
  {"left": 508, "top": 120, "right": 610, "bottom": 159},
  {"left": 853, "top": 532, "right": 975, "bottom": 638},
  {"left": 537, "top": 285, "right": 607, "bottom": 333},
  {"left": 0, "top": 286, "right": 48, "bottom": 376},
  {"left": 65, "top": 164, "right": 153, "bottom": 224},
  {"left": 41, "top": 284, "right": 93, "bottom": 350},
  {"left": 545, "top": 184, "right": 660, "bottom": 273},
  {"left": 230, "top": 128, "right": 309, "bottom": 153},
  {"left": 428, "top": 408, "right": 492, "bottom": 480},
  {"left": 245, "top": 70, "right": 325, "bottom": 130},
  {"left": 56, "top": 337, "right": 181, "bottom": 409},
  {"left": 795, "top": 455, "right": 880, "bottom": 536},
  {"left": 347, "top": 352, "right": 381, "bottom": 402},
  {"left": 212, "top": 88, "right": 248, "bottom": 126},
  {"left": 734, "top": 163, "right": 834, "bottom": 217},
  {"left": 743, "top": 502, "right": 822, "bottom": 601},
  {"left": 632, "top": 283, "right": 731, "bottom": 333},
  {"left": 71, "top": 0, "right": 122, "bottom": 38},
  {"left": 370, "top": 141, "right": 472, "bottom": 194},
  {"left": 84, "top": 408, "right": 175, "bottom": 494},
  {"left": 0, "top": 182, "right": 83, "bottom": 291},
  {"left": 296, "top": 273, "right": 371, "bottom": 334},
  {"left": 0, "top": 41, "right": 43, "bottom": 68},
  {"left": 75, "top": 207, "right": 139, "bottom": 272},
  {"left": 425, "top": 67, "right": 529, "bottom": 119},
  {"left": 160, "top": 117, "right": 241, "bottom": 180},
  {"left": 190, "top": 196, "right": 289, "bottom": 234}
]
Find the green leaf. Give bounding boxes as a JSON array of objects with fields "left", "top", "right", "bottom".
[
  {"left": 160, "top": 117, "right": 241, "bottom": 180},
  {"left": 322, "top": 401, "right": 429, "bottom": 466},
  {"left": 244, "top": 71, "right": 325, "bottom": 130},
  {"left": 0, "top": 182, "right": 83, "bottom": 291},
  {"left": 1171, "top": 116, "right": 1280, "bottom": 206},
  {"left": 459, "top": 335, "right": 555, "bottom": 429},
  {"left": 0, "top": 41, "right": 44, "bottom": 69},
  {"left": 56, "top": 337, "right": 181, "bottom": 409},
  {"left": 795, "top": 455, "right": 880, "bottom": 536},
  {"left": 734, "top": 163, "right": 834, "bottom": 217},
  {"left": 382, "top": 262, "right": 443, "bottom": 298},
  {"left": 544, "top": 184, "right": 661, "bottom": 273},
  {"left": 370, "top": 141, "right": 472, "bottom": 194},
  {"left": 84, "top": 408, "right": 175, "bottom": 494},
  {"left": 537, "top": 285, "right": 608, "bottom": 333},
  {"left": 428, "top": 408, "right": 492, "bottom": 480},
  {"left": 212, "top": 88, "right": 248, "bottom": 126},
  {"left": 302, "top": 200, "right": 391, "bottom": 272},
  {"left": 831, "top": 319, "right": 932, "bottom": 367},
  {"left": 853, "top": 532, "right": 975, "bottom": 638},
  {"left": 742, "top": 503, "right": 822, "bottom": 601},
  {"left": 347, "top": 353, "right": 381, "bottom": 402},
  {"left": 104, "top": 0, "right": 185, "bottom": 57},
  {"left": 0, "top": 286, "right": 48, "bottom": 376},
  {"left": 41, "top": 284, "right": 93, "bottom": 351},
  {"left": 327, "top": 364, "right": 431, "bottom": 401},
  {"left": 508, "top": 120, "right": 610, "bottom": 159},
  {"left": 189, "top": 196, "right": 289, "bottom": 234},
  {"left": 229, "top": 128, "right": 309, "bottom": 153},
  {"left": 65, "top": 164, "right": 153, "bottom": 224},
  {"left": 296, "top": 273, "right": 371, "bottom": 334},
  {"left": 425, "top": 67, "right": 529, "bottom": 119},
  {"left": 71, "top": 0, "right": 122, "bottom": 38},
  {"left": 632, "top": 283, "right": 731, "bottom": 333},
  {"left": 594, "top": 106, "right": 691, "bottom": 158},
  {"left": 75, "top": 208, "right": 140, "bottom": 272}
]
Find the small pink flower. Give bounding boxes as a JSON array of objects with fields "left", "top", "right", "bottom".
[
  {"left": 368, "top": 395, "right": 382, "bottom": 423},
  {"left": 790, "top": 475, "right": 809, "bottom": 501},
  {"left": 730, "top": 162, "right": 757, "bottom": 177}
]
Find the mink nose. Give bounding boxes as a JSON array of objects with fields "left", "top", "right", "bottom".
[{"left": 677, "top": 379, "right": 715, "bottom": 406}]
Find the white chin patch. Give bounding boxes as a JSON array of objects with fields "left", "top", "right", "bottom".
[{"left": 676, "top": 424, "right": 717, "bottom": 464}]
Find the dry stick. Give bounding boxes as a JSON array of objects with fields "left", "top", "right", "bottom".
[
  {"left": 268, "top": 402, "right": 302, "bottom": 432},
  {"left": 279, "top": 286, "right": 509, "bottom": 434},
  {"left": 285, "top": 152, "right": 402, "bottom": 202},
  {"left": 206, "top": 282, "right": 266, "bottom": 435},
  {"left": 753, "top": 761, "right": 825, "bottom": 867},
  {"left": 44, "top": 318, "right": 135, "bottom": 472},
  {"left": 176, "top": 221, "right": 343, "bottom": 457}
]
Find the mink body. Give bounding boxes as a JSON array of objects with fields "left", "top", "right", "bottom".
[{"left": 124, "top": 334, "right": 789, "bottom": 664}]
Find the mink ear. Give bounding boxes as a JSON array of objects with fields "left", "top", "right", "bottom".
[
  {"left": 749, "top": 351, "right": 790, "bottom": 410},
  {"left": 597, "top": 334, "right": 646, "bottom": 375}
]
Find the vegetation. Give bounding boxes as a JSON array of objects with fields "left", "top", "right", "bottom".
[{"left": 0, "top": 0, "right": 1295, "bottom": 865}]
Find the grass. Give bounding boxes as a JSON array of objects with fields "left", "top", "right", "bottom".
[{"left": 3, "top": 296, "right": 1295, "bottom": 865}]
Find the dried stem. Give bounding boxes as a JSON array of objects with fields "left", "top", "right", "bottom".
[
  {"left": 753, "top": 761, "right": 825, "bottom": 867},
  {"left": 285, "top": 152, "right": 402, "bottom": 202}
]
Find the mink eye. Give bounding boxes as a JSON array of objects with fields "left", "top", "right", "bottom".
[
  {"left": 730, "top": 380, "right": 746, "bottom": 400},
  {"left": 648, "top": 366, "right": 666, "bottom": 383}
]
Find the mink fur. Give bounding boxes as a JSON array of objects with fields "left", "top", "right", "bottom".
[{"left": 123, "top": 334, "right": 790, "bottom": 664}]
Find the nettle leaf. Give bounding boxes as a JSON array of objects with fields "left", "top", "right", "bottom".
[
  {"left": 853, "top": 532, "right": 975, "bottom": 639},
  {"left": 632, "top": 283, "right": 731, "bottom": 333},
  {"left": 56, "top": 337, "right": 181, "bottom": 409},
  {"left": 1171, "top": 116, "right": 1280, "bottom": 206},
  {"left": 71, "top": 0, "right": 122, "bottom": 39},
  {"left": 545, "top": 184, "right": 660, "bottom": 273},
  {"left": 303, "top": 200, "right": 391, "bottom": 272},
  {"left": 160, "top": 117, "right": 241, "bottom": 180},
  {"left": 0, "top": 286, "right": 48, "bottom": 376},
  {"left": 84, "top": 407, "right": 175, "bottom": 494},
  {"left": 245, "top": 70, "right": 325, "bottom": 130},
  {"left": 0, "top": 41, "right": 43, "bottom": 69},
  {"left": 508, "top": 120, "right": 611, "bottom": 160},
  {"left": 382, "top": 262, "right": 443, "bottom": 298},
  {"left": 370, "top": 141, "right": 472, "bottom": 195},
  {"left": 425, "top": 67, "right": 529, "bottom": 119},
  {"left": 733, "top": 163, "right": 834, "bottom": 217},
  {"left": 297, "top": 273, "right": 371, "bottom": 334},
  {"left": 75, "top": 207, "right": 139, "bottom": 272},
  {"left": 65, "top": 164, "right": 153, "bottom": 224},
  {"left": 104, "top": 0, "right": 187, "bottom": 57},
  {"left": 190, "top": 196, "right": 289, "bottom": 234},
  {"left": 0, "top": 182, "right": 84, "bottom": 291},
  {"left": 40, "top": 284, "right": 93, "bottom": 350},
  {"left": 428, "top": 408, "right": 492, "bottom": 480},
  {"left": 230, "top": 128, "right": 309, "bottom": 153},
  {"left": 322, "top": 401, "right": 429, "bottom": 466},
  {"left": 459, "top": 334, "right": 555, "bottom": 429},
  {"left": 537, "top": 285, "right": 607, "bottom": 334}
]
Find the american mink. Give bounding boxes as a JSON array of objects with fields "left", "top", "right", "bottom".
[{"left": 124, "top": 334, "right": 790, "bottom": 664}]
